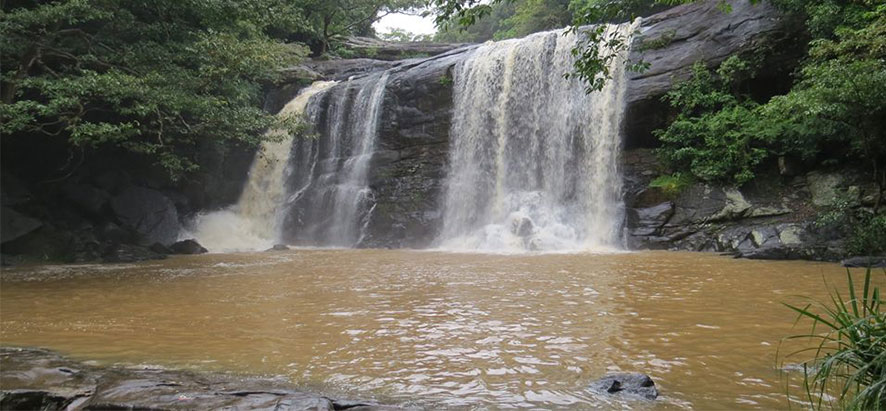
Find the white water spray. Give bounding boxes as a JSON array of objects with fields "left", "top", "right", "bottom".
[{"left": 436, "top": 24, "right": 635, "bottom": 252}]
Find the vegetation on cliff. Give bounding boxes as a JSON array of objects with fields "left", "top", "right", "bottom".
[{"left": 0, "top": 0, "right": 420, "bottom": 180}]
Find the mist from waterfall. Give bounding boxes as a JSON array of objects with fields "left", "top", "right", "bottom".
[
  {"left": 188, "top": 81, "right": 336, "bottom": 252},
  {"left": 436, "top": 24, "right": 635, "bottom": 253}
]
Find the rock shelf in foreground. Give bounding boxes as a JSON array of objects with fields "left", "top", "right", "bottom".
[{"left": 0, "top": 347, "right": 399, "bottom": 411}]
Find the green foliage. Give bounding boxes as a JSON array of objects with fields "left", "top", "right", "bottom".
[
  {"left": 847, "top": 215, "right": 886, "bottom": 257},
  {"left": 783, "top": 268, "right": 886, "bottom": 410},
  {"left": 379, "top": 27, "right": 435, "bottom": 42},
  {"left": 648, "top": 173, "right": 692, "bottom": 197},
  {"left": 656, "top": 4, "right": 886, "bottom": 193},
  {"left": 0, "top": 0, "right": 313, "bottom": 179},
  {"left": 438, "top": 74, "right": 453, "bottom": 87},
  {"left": 817, "top": 197, "right": 886, "bottom": 256},
  {"left": 654, "top": 57, "right": 775, "bottom": 185}
]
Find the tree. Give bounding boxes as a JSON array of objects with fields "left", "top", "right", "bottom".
[
  {"left": 298, "top": 0, "right": 425, "bottom": 55},
  {"left": 0, "top": 0, "right": 308, "bottom": 180}
]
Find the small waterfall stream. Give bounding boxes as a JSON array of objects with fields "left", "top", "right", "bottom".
[
  {"left": 436, "top": 24, "right": 635, "bottom": 252},
  {"left": 278, "top": 70, "right": 391, "bottom": 247},
  {"left": 189, "top": 81, "right": 336, "bottom": 252}
]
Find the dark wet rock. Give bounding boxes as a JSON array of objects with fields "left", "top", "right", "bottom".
[
  {"left": 267, "top": 244, "right": 290, "bottom": 251},
  {"left": 0, "top": 347, "right": 394, "bottom": 411},
  {"left": 97, "top": 221, "right": 132, "bottom": 244},
  {"left": 0, "top": 174, "right": 33, "bottom": 207},
  {"left": 843, "top": 256, "right": 886, "bottom": 268},
  {"left": 1, "top": 207, "right": 42, "bottom": 244},
  {"left": 110, "top": 187, "right": 181, "bottom": 246},
  {"left": 102, "top": 243, "right": 166, "bottom": 263},
  {"left": 170, "top": 239, "right": 208, "bottom": 254},
  {"left": 627, "top": 202, "right": 674, "bottom": 236},
  {"left": 149, "top": 242, "right": 172, "bottom": 255},
  {"left": 588, "top": 373, "right": 658, "bottom": 400},
  {"left": 61, "top": 182, "right": 111, "bottom": 217},
  {"left": 93, "top": 169, "right": 132, "bottom": 194}
]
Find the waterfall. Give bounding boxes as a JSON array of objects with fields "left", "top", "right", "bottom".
[
  {"left": 436, "top": 24, "right": 634, "bottom": 253},
  {"left": 189, "top": 81, "right": 336, "bottom": 252},
  {"left": 278, "top": 70, "right": 390, "bottom": 247}
]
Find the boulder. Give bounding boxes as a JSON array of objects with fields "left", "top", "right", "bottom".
[
  {"left": 806, "top": 171, "right": 845, "bottom": 207},
  {"left": 627, "top": 202, "right": 674, "bottom": 236},
  {"left": 587, "top": 373, "right": 658, "bottom": 400},
  {"left": 0, "top": 207, "right": 42, "bottom": 244},
  {"left": 169, "top": 239, "right": 208, "bottom": 255},
  {"left": 267, "top": 244, "right": 290, "bottom": 251},
  {"left": 110, "top": 187, "right": 181, "bottom": 246}
]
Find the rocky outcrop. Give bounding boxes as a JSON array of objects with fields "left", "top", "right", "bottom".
[
  {"left": 620, "top": 149, "right": 877, "bottom": 260},
  {"left": 0, "top": 347, "right": 396, "bottom": 410}
]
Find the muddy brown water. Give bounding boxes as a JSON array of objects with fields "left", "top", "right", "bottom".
[{"left": 0, "top": 250, "right": 875, "bottom": 409}]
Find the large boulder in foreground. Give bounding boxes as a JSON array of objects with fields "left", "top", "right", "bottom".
[{"left": 110, "top": 187, "right": 181, "bottom": 246}]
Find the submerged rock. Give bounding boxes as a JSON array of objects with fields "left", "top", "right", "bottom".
[
  {"left": 170, "top": 239, "right": 208, "bottom": 254},
  {"left": 0, "top": 347, "right": 395, "bottom": 411},
  {"left": 587, "top": 373, "right": 658, "bottom": 400},
  {"left": 102, "top": 244, "right": 166, "bottom": 263},
  {"left": 842, "top": 256, "right": 886, "bottom": 268}
]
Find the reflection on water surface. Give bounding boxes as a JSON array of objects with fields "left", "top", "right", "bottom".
[{"left": 0, "top": 250, "right": 868, "bottom": 408}]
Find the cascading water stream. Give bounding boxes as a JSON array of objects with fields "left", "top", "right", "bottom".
[
  {"left": 436, "top": 23, "right": 636, "bottom": 253},
  {"left": 278, "top": 70, "right": 390, "bottom": 247},
  {"left": 188, "top": 81, "right": 336, "bottom": 252}
]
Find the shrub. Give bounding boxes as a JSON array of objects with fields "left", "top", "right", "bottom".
[{"left": 783, "top": 268, "right": 886, "bottom": 410}]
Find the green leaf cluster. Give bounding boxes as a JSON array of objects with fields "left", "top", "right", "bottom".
[
  {"left": 656, "top": 3, "right": 886, "bottom": 200},
  {"left": 0, "top": 0, "right": 314, "bottom": 179}
]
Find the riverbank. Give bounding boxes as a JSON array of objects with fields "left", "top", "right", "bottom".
[{"left": 0, "top": 347, "right": 399, "bottom": 410}]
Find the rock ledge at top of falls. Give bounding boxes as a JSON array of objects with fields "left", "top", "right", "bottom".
[{"left": 0, "top": 347, "right": 400, "bottom": 411}]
